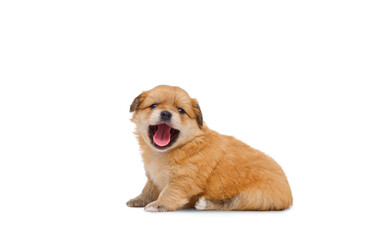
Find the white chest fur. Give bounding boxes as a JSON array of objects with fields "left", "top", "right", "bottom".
[{"left": 144, "top": 153, "right": 169, "bottom": 191}]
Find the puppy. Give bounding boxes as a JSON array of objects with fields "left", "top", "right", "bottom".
[{"left": 127, "top": 85, "right": 293, "bottom": 211}]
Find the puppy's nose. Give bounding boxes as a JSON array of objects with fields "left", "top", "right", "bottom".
[{"left": 160, "top": 111, "right": 172, "bottom": 121}]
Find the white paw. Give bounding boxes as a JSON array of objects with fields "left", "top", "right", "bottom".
[
  {"left": 144, "top": 202, "right": 168, "bottom": 212},
  {"left": 195, "top": 198, "right": 207, "bottom": 210},
  {"left": 144, "top": 205, "right": 159, "bottom": 212}
]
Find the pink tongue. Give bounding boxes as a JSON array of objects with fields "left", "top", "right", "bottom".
[{"left": 153, "top": 124, "right": 171, "bottom": 147}]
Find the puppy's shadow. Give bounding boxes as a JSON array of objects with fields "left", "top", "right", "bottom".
[{"left": 162, "top": 207, "right": 292, "bottom": 215}]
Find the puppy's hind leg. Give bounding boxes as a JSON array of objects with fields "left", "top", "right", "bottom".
[
  {"left": 229, "top": 187, "right": 293, "bottom": 211},
  {"left": 195, "top": 188, "right": 292, "bottom": 211},
  {"left": 195, "top": 196, "right": 238, "bottom": 211}
]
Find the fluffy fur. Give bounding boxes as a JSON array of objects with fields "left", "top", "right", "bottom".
[{"left": 127, "top": 85, "right": 293, "bottom": 211}]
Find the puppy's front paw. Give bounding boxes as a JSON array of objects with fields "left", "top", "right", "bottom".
[
  {"left": 144, "top": 202, "right": 169, "bottom": 212},
  {"left": 126, "top": 198, "right": 148, "bottom": 207}
]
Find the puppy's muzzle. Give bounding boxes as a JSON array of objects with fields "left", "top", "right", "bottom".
[{"left": 160, "top": 111, "right": 172, "bottom": 122}]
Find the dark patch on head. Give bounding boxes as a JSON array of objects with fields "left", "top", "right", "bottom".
[
  {"left": 130, "top": 94, "right": 142, "bottom": 112},
  {"left": 192, "top": 99, "right": 203, "bottom": 127}
]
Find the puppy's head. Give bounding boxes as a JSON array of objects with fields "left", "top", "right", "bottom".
[{"left": 130, "top": 85, "right": 203, "bottom": 152}]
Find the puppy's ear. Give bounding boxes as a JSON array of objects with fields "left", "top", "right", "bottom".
[
  {"left": 130, "top": 94, "right": 143, "bottom": 112},
  {"left": 192, "top": 98, "right": 203, "bottom": 127}
]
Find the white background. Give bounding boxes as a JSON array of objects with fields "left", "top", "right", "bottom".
[{"left": 1, "top": 0, "right": 374, "bottom": 239}]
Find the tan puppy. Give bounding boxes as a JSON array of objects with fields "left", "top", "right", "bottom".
[{"left": 127, "top": 85, "right": 293, "bottom": 211}]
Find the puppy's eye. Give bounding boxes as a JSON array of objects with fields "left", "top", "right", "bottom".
[
  {"left": 150, "top": 104, "right": 157, "bottom": 109},
  {"left": 178, "top": 108, "right": 185, "bottom": 114}
]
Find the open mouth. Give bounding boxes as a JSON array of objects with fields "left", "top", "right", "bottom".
[{"left": 148, "top": 124, "right": 180, "bottom": 150}]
